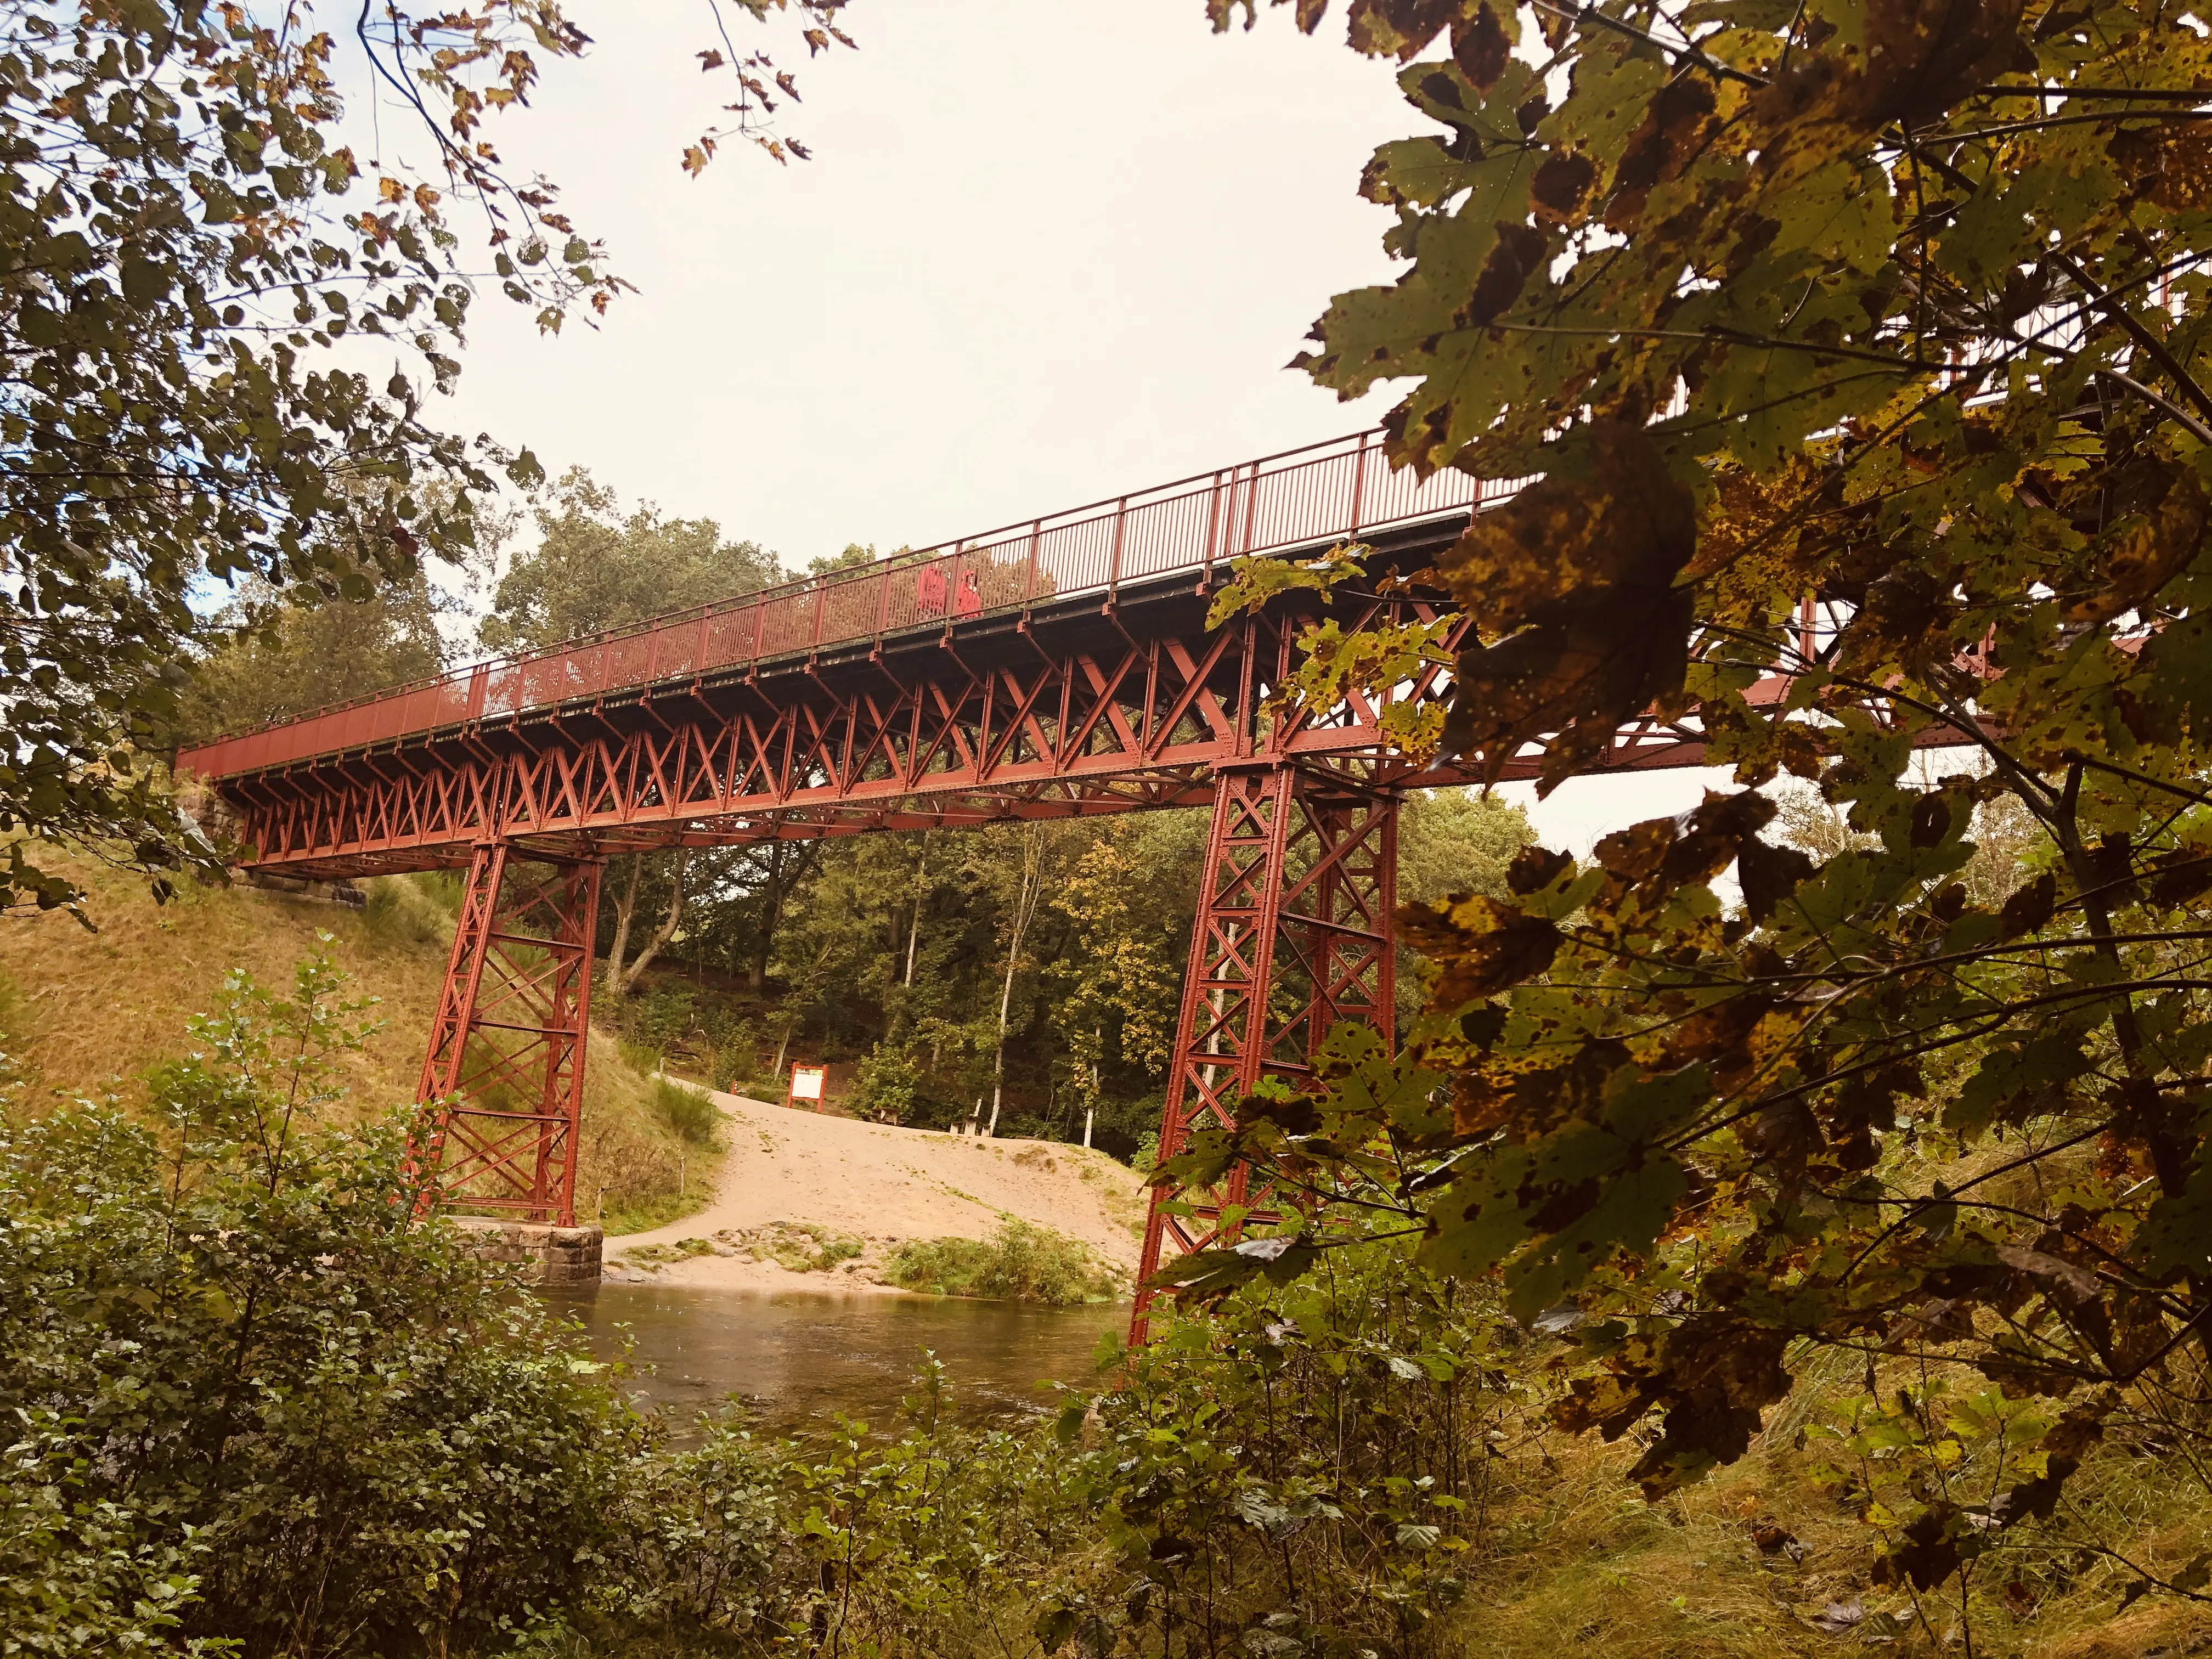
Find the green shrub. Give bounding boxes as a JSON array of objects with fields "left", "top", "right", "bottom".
[
  {"left": 0, "top": 953, "right": 640, "bottom": 1657},
  {"left": 883, "top": 1220, "right": 1124, "bottom": 1305},
  {"left": 721, "top": 1220, "right": 865, "bottom": 1272},
  {"left": 706, "top": 1012, "right": 758, "bottom": 1092},
  {"left": 851, "top": 1041, "right": 919, "bottom": 1122},
  {"left": 622, "top": 988, "right": 699, "bottom": 1066},
  {"left": 651, "top": 1076, "right": 719, "bottom": 1145}
]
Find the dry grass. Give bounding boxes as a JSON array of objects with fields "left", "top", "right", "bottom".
[
  {"left": 1448, "top": 1373, "right": 2212, "bottom": 1659},
  {"left": 0, "top": 853, "right": 713, "bottom": 1234}
]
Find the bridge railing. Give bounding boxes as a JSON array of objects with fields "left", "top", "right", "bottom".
[{"left": 179, "top": 429, "right": 1501, "bottom": 778}]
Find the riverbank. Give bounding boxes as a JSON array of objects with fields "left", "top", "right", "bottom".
[{"left": 603, "top": 1085, "right": 1148, "bottom": 1293}]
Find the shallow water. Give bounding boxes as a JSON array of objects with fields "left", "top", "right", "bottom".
[{"left": 549, "top": 1282, "right": 1129, "bottom": 1430}]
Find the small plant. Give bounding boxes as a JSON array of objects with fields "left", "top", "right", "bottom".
[
  {"left": 719, "top": 1221, "right": 865, "bottom": 1273},
  {"left": 652, "top": 1076, "right": 719, "bottom": 1146},
  {"left": 623, "top": 1236, "right": 719, "bottom": 1269},
  {"left": 883, "top": 1220, "right": 1124, "bottom": 1305}
]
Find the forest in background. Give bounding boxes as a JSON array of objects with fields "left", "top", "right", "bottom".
[
  {"left": 11, "top": 0, "right": 2212, "bottom": 1653},
  {"left": 176, "top": 467, "right": 1534, "bottom": 1157}
]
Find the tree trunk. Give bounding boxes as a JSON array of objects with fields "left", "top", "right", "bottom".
[
  {"left": 904, "top": 839, "right": 927, "bottom": 988},
  {"left": 606, "top": 850, "right": 692, "bottom": 1003},
  {"left": 603, "top": 856, "right": 643, "bottom": 1001},
  {"left": 744, "top": 840, "right": 822, "bottom": 992},
  {"left": 1085, "top": 1037, "right": 1101, "bottom": 1150},
  {"left": 986, "top": 830, "right": 1042, "bottom": 1138},
  {"left": 748, "top": 893, "right": 780, "bottom": 992}
]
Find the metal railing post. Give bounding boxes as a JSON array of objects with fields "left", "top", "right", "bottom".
[
  {"left": 1201, "top": 469, "right": 1223, "bottom": 589},
  {"left": 1350, "top": 431, "right": 1370, "bottom": 535},
  {"left": 1107, "top": 497, "right": 1128, "bottom": 603}
]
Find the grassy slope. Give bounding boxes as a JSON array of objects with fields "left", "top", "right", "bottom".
[
  {"left": 0, "top": 856, "right": 713, "bottom": 1234},
  {"left": 1453, "top": 1145, "right": 2212, "bottom": 1658},
  {"left": 1461, "top": 1429, "right": 2212, "bottom": 1658}
]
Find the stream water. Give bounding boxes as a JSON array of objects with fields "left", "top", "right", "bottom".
[{"left": 550, "top": 1282, "right": 1130, "bottom": 1430}]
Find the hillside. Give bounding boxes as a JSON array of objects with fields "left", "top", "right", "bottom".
[
  {"left": 0, "top": 854, "right": 1152, "bottom": 1262},
  {"left": 606, "top": 1084, "right": 1148, "bottom": 1290},
  {"left": 0, "top": 856, "right": 709, "bottom": 1233}
]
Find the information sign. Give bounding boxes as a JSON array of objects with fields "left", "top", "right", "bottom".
[{"left": 787, "top": 1065, "right": 827, "bottom": 1109}]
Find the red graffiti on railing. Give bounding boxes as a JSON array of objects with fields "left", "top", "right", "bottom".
[{"left": 179, "top": 429, "right": 1501, "bottom": 778}]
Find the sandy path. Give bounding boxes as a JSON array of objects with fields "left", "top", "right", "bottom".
[{"left": 604, "top": 1087, "right": 1149, "bottom": 1290}]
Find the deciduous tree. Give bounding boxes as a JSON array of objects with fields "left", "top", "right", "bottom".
[
  {"left": 1166, "top": 0, "right": 2212, "bottom": 1614},
  {"left": 478, "top": 467, "right": 782, "bottom": 1001},
  {"left": 0, "top": 1, "right": 848, "bottom": 916}
]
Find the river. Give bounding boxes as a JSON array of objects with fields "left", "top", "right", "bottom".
[{"left": 551, "top": 1282, "right": 1131, "bottom": 1430}]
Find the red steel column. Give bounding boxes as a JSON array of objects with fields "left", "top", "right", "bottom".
[
  {"left": 1130, "top": 766, "right": 1398, "bottom": 1341},
  {"left": 408, "top": 840, "right": 604, "bottom": 1226}
]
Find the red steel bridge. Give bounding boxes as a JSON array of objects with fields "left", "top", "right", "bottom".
[{"left": 177, "top": 430, "right": 1731, "bottom": 1321}]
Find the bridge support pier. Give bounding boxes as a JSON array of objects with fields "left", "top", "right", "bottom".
[
  {"left": 1131, "top": 764, "right": 1398, "bottom": 1340},
  {"left": 409, "top": 841, "right": 603, "bottom": 1227}
]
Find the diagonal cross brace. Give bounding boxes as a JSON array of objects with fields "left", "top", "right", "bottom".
[{"left": 407, "top": 840, "right": 604, "bottom": 1225}]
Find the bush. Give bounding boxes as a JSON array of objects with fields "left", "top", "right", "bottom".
[
  {"left": 626, "top": 986, "right": 699, "bottom": 1058},
  {"left": 651, "top": 1076, "right": 719, "bottom": 1146},
  {"left": 0, "top": 953, "right": 642, "bottom": 1657},
  {"left": 706, "top": 1012, "right": 759, "bottom": 1092},
  {"left": 851, "top": 1041, "right": 919, "bottom": 1122},
  {"left": 883, "top": 1220, "right": 1125, "bottom": 1305}
]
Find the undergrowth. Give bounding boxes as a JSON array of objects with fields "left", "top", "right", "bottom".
[
  {"left": 13, "top": 947, "right": 2212, "bottom": 1657},
  {"left": 885, "top": 1218, "right": 1126, "bottom": 1305},
  {"left": 720, "top": 1220, "right": 867, "bottom": 1272},
  {"left": 0, "top": 853, "right": 715, "bottom": 1234},
  {"left": 651, "top": 1076, "right": 720, "bottom": 1144}
]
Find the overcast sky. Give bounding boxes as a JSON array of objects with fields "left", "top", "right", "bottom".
[
  {"left": 382, "top": 1, "right": 1412, "bottom": 558},
  {"left": 359, "top": 0, "right": 1733, "bottom": 847}
]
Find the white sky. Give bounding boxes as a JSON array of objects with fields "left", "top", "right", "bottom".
[
  {"left": 347, "top": 0, "right": 1736, "bottom": 849},
  {"left": 378, "top": 0, "right": 1412, "bottom": 558}
]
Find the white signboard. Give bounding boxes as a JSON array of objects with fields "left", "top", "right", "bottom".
[{"left": 788, "top": 1065, "right": 827, "bottom": 1104}]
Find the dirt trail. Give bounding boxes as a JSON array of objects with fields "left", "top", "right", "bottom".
[{"left": 604, "top": 1087, "right": 1149, "bottom": 1291}]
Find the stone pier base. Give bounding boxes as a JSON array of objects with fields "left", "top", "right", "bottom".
[{"left": 450, "top": 1216, "right": 603, "bottom": 1286}]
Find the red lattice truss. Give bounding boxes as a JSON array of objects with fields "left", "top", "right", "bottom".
[
  {"left": 185, "top": 509, "right": 1763, "bottom": 1294},
  {"left": 408, "top": 844, "right": 601, "bottom": 1221}
]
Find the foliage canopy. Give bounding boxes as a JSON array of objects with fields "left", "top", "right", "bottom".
[
  {"left": 1160, "top": 0, "right": 2212, "bottom": 1610},
  {"left": 0, "top": 1, "right": 849, "bottom": 916}
]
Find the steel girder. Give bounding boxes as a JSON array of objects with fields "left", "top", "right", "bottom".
[
  {"left": 407, "top": 842, "right": 603, "bottom": 1225},
  {"left": 209, "top": 593, "right": 1724, "bottom": 883},
  {"left": 1128, "top": 762, "right": 1399, "bottom": 1341}
]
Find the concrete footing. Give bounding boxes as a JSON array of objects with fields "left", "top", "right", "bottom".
[{"left": 450, "top": 1216, "right": 603, "bottom": 1285}]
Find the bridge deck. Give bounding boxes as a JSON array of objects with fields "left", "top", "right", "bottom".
[{"left": 179, "top": 431, "right": 1500, "bottom": 782}]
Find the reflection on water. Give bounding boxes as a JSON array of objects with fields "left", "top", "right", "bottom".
[{"left": 548, "top": 1283, "right": 1129, "bottom": 1430}]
